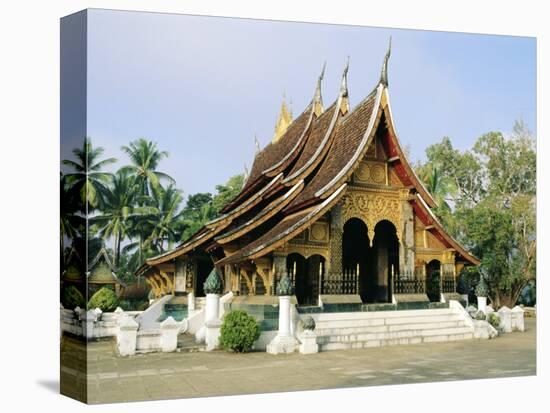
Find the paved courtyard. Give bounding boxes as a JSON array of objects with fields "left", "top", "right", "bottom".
[{"left": 61, "top": 319, "right": 536, "bottom": 404}]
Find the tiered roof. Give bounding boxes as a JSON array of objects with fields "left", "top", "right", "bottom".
[{"left": 139, "top": 42, "right": 479, "bottom": 275}]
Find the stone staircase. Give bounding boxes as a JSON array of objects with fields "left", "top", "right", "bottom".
[
  {"left": 158, "top": 302, "right": 188, "bottom": 323},
  {"left": 177, "top": 332, "right": 205, "bottom": 353},
  {"left": 312, "top": 307, "right": 474, "bottom": 351}
]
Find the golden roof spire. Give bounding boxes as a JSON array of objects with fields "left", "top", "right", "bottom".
[
  {"left": 272, "top": 91, "right": 293, "bottom": 143},
  {"left": 313, "top": 62, "right": 326, "bottom": 117}
]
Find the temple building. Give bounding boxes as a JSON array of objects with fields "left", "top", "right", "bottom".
[{"left": 137, "top": 42, "right": 479, "bottom": 312}]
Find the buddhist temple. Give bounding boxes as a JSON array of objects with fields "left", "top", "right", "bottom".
[
  {"left": 137, "top": 42, "right": 479, "bottom": 311},
  {"left": 87, "top": 247, "right": 127, "bottom": 297}
]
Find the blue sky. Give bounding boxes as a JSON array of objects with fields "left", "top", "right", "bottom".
[{"left": 72, "top": 9, "right": 536, "bottom": 197}]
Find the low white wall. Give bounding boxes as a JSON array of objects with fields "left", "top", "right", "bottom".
[{"left": 60, "top": 307, "right": 143, "bottom": 339}]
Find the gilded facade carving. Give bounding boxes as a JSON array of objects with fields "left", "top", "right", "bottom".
[
  {"left": 341, "top": 189, "right": 403, "bottom": 245},
  {"left": 281, "top": 243, "right": 329, "bottom": 261},
  {"left": 309, "top": 222, "right": 329, "bottom": 242},
  {"left": 354, "top": 161, "right": 387, "bottom": 185}
]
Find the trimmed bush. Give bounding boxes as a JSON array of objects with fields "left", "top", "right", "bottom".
[
  {"left": 219, "top": 310, "right": 260, "bottom": 353},
  {"left": 488, "top": 312, "right": 501, "bottom": 329},
  {"left": 61, "top": 285, "right": 85, "bottom": 309},
  {"left": 87, "top": 287, "right": 119, "bottom": 312},
  {"left": 118, "top": 299, "right": 149, "bottom": 311},
  {"left": 456, "top": 275, "right": 469, "bottom": 295}
]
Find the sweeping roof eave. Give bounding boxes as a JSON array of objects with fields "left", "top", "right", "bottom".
[
  {"left": 215, "top": 183, "right": 347, "bottom": 266},
  {"left": 415, "top": 193, "right": 480, "bottom": 266}
]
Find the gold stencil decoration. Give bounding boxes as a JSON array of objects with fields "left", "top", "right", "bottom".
[
  {"left": 341, "top": 190, "right": 402, "bottom": 245},
  {"left": 426, "top": 231, "right": 445, "bottom": 249},
  {"left": 370, "top": 164, "right": 386, "bottom": 184},
  {"left": 366, "top": 141, "right": 376, "bottom": 158},
  {"left": 355, "top": 162, "right": 371, "bottom": 182},
  {"left": 310, "top": 223, "right": 328, "bottom": 242},
  {"left": 355, "top": 161, "right": 386, "bottom": 185}
]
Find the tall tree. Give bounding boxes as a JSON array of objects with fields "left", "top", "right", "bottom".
[
  {"left": 60, "top": 173, "right": 85, "bottom": 258},
  {"left": 90, "top": 170, "right": 143, "bottom": 266},
  {"left": 120, "top": 138, "right": 175, "bottom": 198},
  {"left": 142, "top": 184, "right": 185, "bottom": 252},
  {"left": 62, "top": 137, "right": 117, "bottom": 210},
  {"left": 416, "top": 123, "right": 536, "bottom": 308},
  {"left": 179, "top": 192, "right": 215, "bottom": 240},
  {"left": 212, "top": 174, "right": 244, "bottom": 214}
]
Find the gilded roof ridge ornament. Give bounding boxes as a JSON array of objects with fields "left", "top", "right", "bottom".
[
  {"left": 339, "top": 56, "right": 350, "bottom": 115},
  {"left": 379, "top": 36, "right": 392, "bottom": 87},
  {"left": 272, "top": 91, "right": 293, "bottom": 143},
  {"left": 313, "top": 62, "right": 326, "bottom": 117}
]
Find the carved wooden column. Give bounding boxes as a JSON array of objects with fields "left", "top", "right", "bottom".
[
  {"left": 441, "top": 251, "right": 457, "bottom": 293},
  {"left": 272, "top": 253, "right": 287, "bottom": 295},
  {"left": 174, "top": 258, "right": 187, "bottom": 296},
  {"left": 399, "top": 191, "right": 415, "bottom": 275},
  {"left": 328, "top": 203, "right": 344, "bottom": 294}
]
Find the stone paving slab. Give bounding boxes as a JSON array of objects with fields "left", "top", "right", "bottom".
[{"left": 60, "top": 319, "right": 536, "bottom": 404}]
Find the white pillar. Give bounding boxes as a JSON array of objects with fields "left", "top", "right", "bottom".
[
  {"left": 160, "top": 316, "right": 180, "bottom": 352},
  {"left": 279, "top": 295, "right": 291, "bottom": 336},
  {"left": 205, "top": 293, "right": 220, "bottom": 322},
  {"left": 205, "top": 293, "right": 221, "bottom": 351},
  {"left": 188, "top": 291, "right": 195, "bottom": 314},
  {"left": 117, "top": 316, "right": 139, "bottom": 356},
  {"left": 511, "top": 306, "right": 525, "bottom": 332},
  {"left": 477, "top": 296, "right": 487, "bottom": 313},
  {"left": 267, "top": 296, "right": 298, "bottom": 354},
  {"left": 82, "top": 309, "right": 101, "bottom": 338},
  {"left": 299, "top": 330, "right": 319, "bottom": 354},
  {"left": 498, "top": 306, "right": 512, "bottom": 333}
]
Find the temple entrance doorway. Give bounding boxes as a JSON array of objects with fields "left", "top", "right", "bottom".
[
  {"left": 195, "top": 257, "right": 213, "bottom": 297},
  {"left": 426, "top": 259, "right": 441, "bottom": 302},
  {"left": 287, "top": 253, "right": 323, "bottom": 306},
  {"left": 342, "top": 218, "right": 399, "bottom": 303},
  {"left": 372, "top": 220, "right": 399, "bottom": 303},
  {"left": 343, "top": 218, "right": 372, "bottom": 300}
]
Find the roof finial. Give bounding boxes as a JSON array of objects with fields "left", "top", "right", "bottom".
[
  {"left": 340, "top": 56, "right": 350, "bottom": 97},
  {"left": 380, "top": 36, "right": 392, "bottom": 87},
  {"left": 339, "top": 56, "right": 350, "bottom": 115},
  {"left": 272, "top": 91, "right": 293, "bottom": 143},
  {"left": 254, "top": 133, "right": 261, "bottom": 154},
  {"left": 313, "top": 62, "right": 326, "bottom": 116},
  {"left": 243, "top": 162, "right": 249, "bottom": 183}
]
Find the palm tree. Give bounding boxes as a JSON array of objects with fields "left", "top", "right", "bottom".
[
  {"left": 120, "top": 138, "right": 175, "bottom": 198},
  {"left": 420, "top": 164, "right": 455, "bottom": 212},
  {"left": 60, "top": 173, "right": 85, "bottom": 258},
  {"left": 90, "top": 170, "right": 148, "bottom": 266},
  {"left": 62, "top": 137, "right": 117, "bottom": 210},
  {"left": 142, "top": 184, "right": 185, "bottom": 252}
]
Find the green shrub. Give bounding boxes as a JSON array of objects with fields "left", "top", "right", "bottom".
[
  {"left": 219, "top": 310, "right": 260, "bottom": 353},
  {"left": 488, "top": 312, "right": 501, "bottom": 329},
  {"left": 61, "top": 285, "right": 85, "bottom": 309},
  {"left": 456, "top": 275, "right": 469, "bottom": 295},
  {"left": 118, "top": 299, "right": 149, "bottom": 311},
  {"left": 87, "top": 287, "right": 119, "bottom": 312}
]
